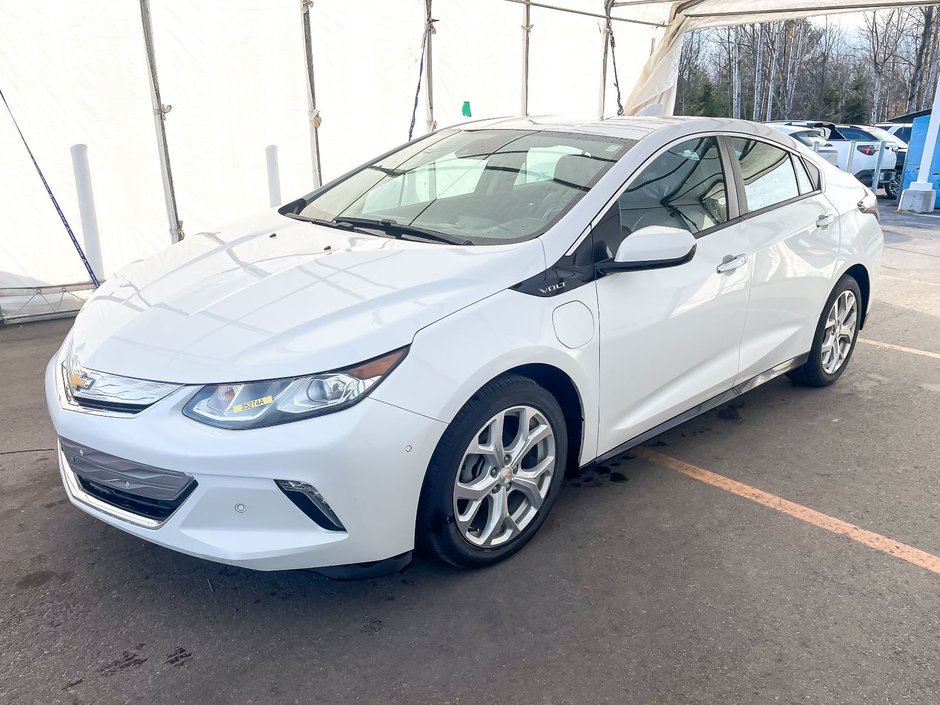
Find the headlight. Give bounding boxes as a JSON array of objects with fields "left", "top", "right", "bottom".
[{"left": 182, "top": 347, "right": 407, "bottom": 429}]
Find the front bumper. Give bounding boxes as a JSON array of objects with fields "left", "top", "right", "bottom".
[{"left": 45, "top": 354, "right": 446, "bottom": 571}]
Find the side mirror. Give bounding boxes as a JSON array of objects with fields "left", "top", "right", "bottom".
[{"left": 596, "top": 226, "right": 697, "bottom": 274}]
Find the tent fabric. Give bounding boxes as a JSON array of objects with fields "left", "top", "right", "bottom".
[{"left": 0, "top": 0, "right": 925, "bottom": 293}]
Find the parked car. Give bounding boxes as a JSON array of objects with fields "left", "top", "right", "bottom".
[
  {"left": 773, "top": 121, "right": 898, "bottom": 195},
  {"left": 46, "top": 117, "right": 883, "bottom": 575},
  {"left": 876, "top": 122, "right": 914, "bottom": 144},
  {"left": 766, "top": 124, "right": 840, "bottom": 166}
]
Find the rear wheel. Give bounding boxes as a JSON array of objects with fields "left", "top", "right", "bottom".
[
  {"left": 417, "top": 375, "right": 567, "bottom": 568},
  {"left": 787, "top": 274, "right": 862, "bottom": 387}
]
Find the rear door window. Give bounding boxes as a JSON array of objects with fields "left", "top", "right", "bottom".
[
  {"left": 730, "top": 138, "right": 800, "bottom": 212},
  {"left": 792, "top": 156, "right": 816, "bottom": 194}
]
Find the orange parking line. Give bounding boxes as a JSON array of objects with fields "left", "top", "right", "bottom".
[
  {"left": 635, "top": 447, "right": 940, "bottom": 577},
  {"left": 858, "top": 338, "right": 940, "bottom": 360}
]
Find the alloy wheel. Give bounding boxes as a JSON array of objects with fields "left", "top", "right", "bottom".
[
  {"left": 452, "top": 405, "right": 556, "bottom": 548},
  {"left": 821, "top": 289, "right": 858, "bottom": 374}
]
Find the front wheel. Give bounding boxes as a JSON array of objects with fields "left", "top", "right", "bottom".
[
  {"left": 787, "top": 274, "right": 862, "bottom": 387},
  {"left": 416, "top": 375, "right": 567, "bottom": 568}
]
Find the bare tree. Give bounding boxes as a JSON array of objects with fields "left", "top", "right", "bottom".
[
  {"left": 863, "top": 9, "right": 909, "bottom": 122},
  {"left": 731, "top": 26, "right": 742, "bottom": 118},
  {"left": 765, "top": 22, "right": 782, "bottom": 120},
  {"left": 784, "top": 21, "right": 806, "bottom": 119},
  {"left": 752, "top": 23, "right": 764, "bottom": 121}
]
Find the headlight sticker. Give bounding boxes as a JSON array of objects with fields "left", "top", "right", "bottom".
[{"left": 232, "top": 395, "right": 274, "bottom": 414}]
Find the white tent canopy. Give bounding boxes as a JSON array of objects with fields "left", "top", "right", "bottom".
[{"left": 0, "top": 0, "right": 928, "bottom": 297}]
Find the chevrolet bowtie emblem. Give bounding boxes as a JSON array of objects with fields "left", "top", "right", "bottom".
[{"left": 69, "top": 370, "right": 95, "bottom": 392}]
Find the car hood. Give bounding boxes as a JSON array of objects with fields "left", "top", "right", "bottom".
[{"left": 69, "top": 210, "right": 545, "bottom": 384}]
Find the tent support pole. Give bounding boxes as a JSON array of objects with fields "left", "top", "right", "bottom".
[
  {"left": 598, "top": 1, "right": 613, "bottom": 119},
  {"left": 424, "top": 0, "right": 436, "bottom": 132},
  {"left": 521, "top": 0, "right": 531, "bottom": 115},
  {"left": 301, "top": 0, "right": 323, "bottom": 189},
  {"left": 139, "top": 0, "right": 183, "bottom": 243}
]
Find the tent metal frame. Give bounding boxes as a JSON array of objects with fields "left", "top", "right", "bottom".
[{"left": 132, "top": 0, "right": 940, "bottom": 248}]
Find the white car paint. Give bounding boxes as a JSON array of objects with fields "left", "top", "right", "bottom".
[{"left": 46, "top": 116, "right": 883, "bottom": 572}]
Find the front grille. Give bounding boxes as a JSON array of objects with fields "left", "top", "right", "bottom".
[
  {"left": 61, "top": 438, "right": 196, "bottom": 522},
  {"left": 77, "top": 476, "right": 196, "bottom": 521}
]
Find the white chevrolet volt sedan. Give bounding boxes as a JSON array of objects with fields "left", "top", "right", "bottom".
[{"left": 46, "top": 116, "right": 883, "bottom": 577}]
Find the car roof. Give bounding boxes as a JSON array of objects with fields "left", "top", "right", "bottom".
[{"left": 456, "top": 115, "right": 778, "bottom": 142}]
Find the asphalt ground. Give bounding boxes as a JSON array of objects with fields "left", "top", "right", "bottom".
[{"left": 1, "top": 208, "right": 938, "bottom": 705}]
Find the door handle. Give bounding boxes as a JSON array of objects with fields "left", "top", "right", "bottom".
[
  {"left": 716, "top": 254, "right": 747, "bottom": 274},
  {"left": 817, "top": 213, "right": 835, "bottom": 228}
]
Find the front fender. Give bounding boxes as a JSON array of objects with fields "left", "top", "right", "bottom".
[{"left": 371, "top": 287, "right": 600, "bottom": 465}]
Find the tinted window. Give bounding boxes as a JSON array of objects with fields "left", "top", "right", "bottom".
[
  {"left": 837, "top": 127, "right": 876, "bottom": 141},
  {"left": 731, "top": 138, "right": 800, "bottom": 211},
  {"left": 896, "top": 126, "right": 912, "bottom": 143},
  {"left": 300, "top": 129, "right": 633, "bottom": 244},
  {"left": 616, "top": 136, "right": 729, "bottom": 240},
  {"left": 792, "top": 156, "right": 815, "bottom": 194}
]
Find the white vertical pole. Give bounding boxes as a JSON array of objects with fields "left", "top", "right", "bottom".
[
  {"left": 521, "top": 0, "right": 531, "bottom": 116},
  {"left": 301, "top": 0, "right": 323, "bottom": 189},
  {"left": 265, "top": 146, "right": 282, "bottom": 207},
  {"left": 69, "top": 144, "right": 105, "bottom": 280},
  {"left": 423, "top": 0, "right": 436, "bottom": 133},
  {"left": 140, "top": 0, "right": 183, "bottom": 243},
  {"left": 598, "top": 6, "right": 611, "bottom": 119},
  {"left": 870, "top": 141, "right": 886, "bottom": 191},
  {"left": 845, "top": 140, "right": 857, "bottom": 174},
  {"left": 915, "top": 79, "right": 940, "bottom": 185}
]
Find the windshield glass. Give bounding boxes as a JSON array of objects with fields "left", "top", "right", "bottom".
[{"left": 298, "top": 129, "right": 634, "bottom": 244}]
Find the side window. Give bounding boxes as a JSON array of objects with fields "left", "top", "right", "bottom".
[
  {"left": 615, "top": 136, "right": 729, "bottom": 242},
  {"left": 792, "top": 155, "right": 815, "bottom": 194},
  {"left": 897, "top": 126, "right": 912, "bottom": 143},
  {"left": 731, "top": 138, "right": 800, "bottom": 211}
]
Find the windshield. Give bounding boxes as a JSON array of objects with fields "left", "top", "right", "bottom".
[{"left": 297, "top": 129, "right": 633, "bottom": 245}]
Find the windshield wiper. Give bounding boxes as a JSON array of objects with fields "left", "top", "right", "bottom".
[
  {"left": 333, "top": 217, "right": 472, "bottom": 246},
  {"left": 283, "top": 213, "right": 374, "bottom": 235}
]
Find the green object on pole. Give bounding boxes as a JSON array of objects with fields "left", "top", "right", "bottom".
[{"left": 462, "top": 101, "right": 472, "bottom": 117}]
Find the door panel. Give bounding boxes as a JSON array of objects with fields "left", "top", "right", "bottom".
[
  {"left": 596, "top": 226, "right": 750, "bottom": 454},
  {"left": 594, "top": 135, "right": 750, "bottom": 457},
  {"left": 736, "top": 194, "right": 839, "bottom": 380},
  {"left": 728, "top": 140, "right": 841, "bottom": 381}
]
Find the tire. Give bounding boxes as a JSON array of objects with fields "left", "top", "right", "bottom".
[
  {"left": 787, "top": 274, "right": 863, "bottom": 387},
  {"left": 416, "top": 374, "right": 568, "bottom": 568},
  {"left": 885, "top": 176, "right": 900, "bottom": 200}
]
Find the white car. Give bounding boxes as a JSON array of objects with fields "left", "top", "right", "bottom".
[
  {"left": 773, "top": 121, "right": 898, "bottom": 192},
  {"left": 875, "top": 122, "right": 913, "bottom": 144},
  {"left": 767, "top": 123, "right": 840, "bottom": 167},
  {"left": 46, "top": 117, "right": 883, "bottom": 576}
]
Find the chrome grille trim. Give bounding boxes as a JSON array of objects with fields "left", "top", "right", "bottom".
[{"left": 58, "top": 440, "right": 197, "bottom": 528}]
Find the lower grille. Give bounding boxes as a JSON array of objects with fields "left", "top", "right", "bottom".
[
  {"left": 60, "top": 438, "right": 196, "bottom": 522},
  {"left": 76, "top": 476, "right": 196, "bottom": 521}
]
